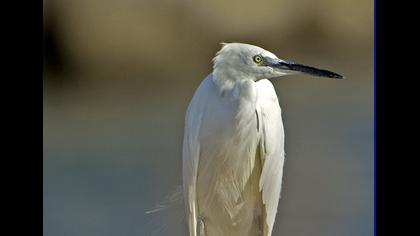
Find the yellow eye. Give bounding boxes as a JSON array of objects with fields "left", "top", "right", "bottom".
[{"left": 253, "top": 55, "right": 263, "bottom": 64}]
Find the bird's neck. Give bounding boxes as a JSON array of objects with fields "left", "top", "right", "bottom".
[
  {"left": 212, "top": 68, "right": 255, "bottom": 95},
  {"left": 211, "top": 70, "right": 257, "bottom": 102}
]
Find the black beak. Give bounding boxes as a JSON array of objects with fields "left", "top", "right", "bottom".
[{"left": 274, "top": 61, "right": 344, "bottom": 79}]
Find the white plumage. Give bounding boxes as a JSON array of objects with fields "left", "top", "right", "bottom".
[{"left": 182, "top": 43, "right": 342, "bottom": 236}]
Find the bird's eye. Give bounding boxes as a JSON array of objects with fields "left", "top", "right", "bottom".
[{"left": 253, "top": 55, "right": 263, "bottom": 64}]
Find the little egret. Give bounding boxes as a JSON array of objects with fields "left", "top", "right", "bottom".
[{"left": 182, "top": 43, "right": 343, "bottom": 236}]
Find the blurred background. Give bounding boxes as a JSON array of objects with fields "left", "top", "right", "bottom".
[{"left": 43, "top": 0, "right": 373, "bottom": 235}]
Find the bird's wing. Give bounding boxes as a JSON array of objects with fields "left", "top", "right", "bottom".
[
  {"left": 256, "top": 79, "right": 285, "bottom": 236},
  {"left": 182, "top": 75, "right": 213, "bottom": 236}
]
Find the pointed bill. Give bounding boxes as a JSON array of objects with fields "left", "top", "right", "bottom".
[{"left": 267, "top": 59, "right": 344, "bottom": 79}]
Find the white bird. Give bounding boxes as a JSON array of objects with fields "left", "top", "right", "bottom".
[{"left": 182, "top": 43, "right": 342, "bottom": 236}]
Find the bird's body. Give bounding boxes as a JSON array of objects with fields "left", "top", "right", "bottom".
[{"left": 182, "top": 43, "right": 342, "bottom": 236}]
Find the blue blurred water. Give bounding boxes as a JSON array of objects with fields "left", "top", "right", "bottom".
[{"left": 44, "top": 69, "right": 373, "bottom": 236}]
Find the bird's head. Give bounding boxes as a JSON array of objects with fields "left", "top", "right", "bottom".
[{"left": 212, "top": 43, "right": 343, "bottom": 82}]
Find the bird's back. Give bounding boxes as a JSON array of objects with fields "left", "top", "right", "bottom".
[{"left": 183, "top": 74, "right": 282, "bottom": 236}]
